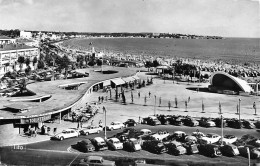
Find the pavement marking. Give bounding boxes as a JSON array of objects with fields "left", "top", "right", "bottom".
[
  {"left": 68, "top": 153, "right": 80, "bottom": 166},
  {"left": 26, "top": 148, "right": 71, "bottom": 153}
]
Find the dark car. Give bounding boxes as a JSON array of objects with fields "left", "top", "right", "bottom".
[
  {"left": 142, "top": 116, "right": 161, "bottom": 126},
  {"left": 183, "top": 143, "right": 199, "bottom": 155},
  {"left": 198, "top": 117, "right": 215, "bottom": 127},
  {"left": 198, "top": 144, "right": 222, "bottom": 157},
  {"left": 213, "top": 118, "right": 227, "bottom": 128},
  {"left": 157, "top": 115, "right": 171, "bottom": 125},
  {"left": 76, "top": 139, "right": 95, "bottom": 153},
  {"left": 226, "top": 119, "right": 243, "bottom": 129},
  {"left": 91, "top": 137, "right": 108, "bottom": 151},
  {"left": 243, "top": 120, "right": 255, "bottom": 129},
  {"left": 165, "top": 141, "right": 187, "bottom": 155},
  {"left": 182, "top": 117, "right": 199, "bottom": 127},
  {"left": 124, "top": 119, "right": 137, "bottom": 127},
  {"left": 123, "top": 138, "right": 142, "bottom": 152},
  {"left": 170, "top": 116, "right": 184, "bottom": 126},
  {"left": 238, "top": 145, "right": 260, "bottom": 159},
  {"left": 220, "top": 144, "right": 240, "bottom": 157},
  {"left": 142, "top": 140, "right": 167, "bottom": 154}
]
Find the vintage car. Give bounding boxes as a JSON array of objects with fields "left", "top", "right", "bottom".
[
  {"left": 220, "top": 135, "right": 238, "bottom": 145},
  {"left": 199, "top": 117, "right": 216, "bottom": 127},
  {"left": 138, "top": 129, "right": 152, "bottom": 137},
  {"left": 142, "top": 140, "right": 167, "bottom": 154},
  {"left": 191, "top": 131, "right": 206, "bottom": 139},
  {"left": 105, "top": 122, "right": 125, "bottom": 131},
  {"left": 226, "top": 119, "right": 243, "bottom": 129},
  {"left": 220, "top": 144, "right": 240, "bottom": 157},
  {"left": 76, "top": 139, "right": 95, "bottom": 153},
  {"left": 183, "top": 143, "right": 199, "bottom": 154},
  {"left": 182, "top": 117, "right": 199, "bottom": 127},
  {"left": 170, "top": 116, "right": 184, "bottom": 126},
  {"left": 243, "top": 120, "right": 255, "bottom": 129},
  {"left": 123, "top": 138, "right": 142, "bottom": 152},
  {"left": 79, "top": 156, "right": 115, "bottom": 166},
  {"left": 106, "top": 138, "right": 123, "bottom": 150},
  {"left": 165, "top": 141, "right": 187, "bottom": 155},
  {"left": 123, "top": 119, "right": 137, "bottom": 127},
  {"left": 238, "top": 145, "right": 260, "bottom": 159},
  {"left": 142, "top": 116, "right": 161, "bottom": 126},
  {"left": 157, "top": 115, "right": 171, "bottom": 125},
  {"left": 184, "top": 136, "right": 198, "bottom": 144},
  {"left": 199, "top": 133, "right": 221, "bottom": 144},
  {"left": 151, "top": 130, "right": 170, "bottom": 141},
  {"left": 91, "top": 137, "right": 108, "bottom": 151},
  {"left": 172, "top": 131, "right": 187, "bottom": 142},
  {"left": 199, "top": 144, "right": 222, "bottom": 157},
  {"left": 51, "top": 129, "right": 79, "bottom": 141},
  {"left": 80, "top": 125, "right": 102, "bottom": 135}
]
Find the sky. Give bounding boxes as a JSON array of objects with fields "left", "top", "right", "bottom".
[{"left": 0, "top": 0, "right": 259, "bottom": 37}]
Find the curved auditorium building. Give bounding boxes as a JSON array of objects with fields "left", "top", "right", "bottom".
[{"left": 208, "top": 71, "right": 253, "bottom": 94}]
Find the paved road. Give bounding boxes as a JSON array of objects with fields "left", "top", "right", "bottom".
[{"left": 1, "top": 124, "right": 260, "bottom": 166}]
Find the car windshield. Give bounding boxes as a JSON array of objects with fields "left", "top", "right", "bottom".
[
  {"left": 62, "top": 130, "right": 67, "bottom": 133},
  {"left": 158, "top": 143, "right": 164, "bottom": 147},
  {"left": 206, "top": 134, "right": 213, "bottom": 137},
  {"left": 114, "top": 141, "right": 120, "bottom": 144}
]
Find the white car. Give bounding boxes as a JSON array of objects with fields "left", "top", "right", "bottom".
[
  {"left": 80, "top": 125, "right": 102, "bottom": 135},
  {"left": 206, "top": 121, "right": 216, "bottom": 127},
  {"left": 220, "top": 135, "right": 238, "bottom": 144},
  {"left": 152, "top": 130, "right": 170, "bottom": 141},
  {"left": 52, "top": 129, "right": 79, "bottom": 141},
  {"left": 106, "top": 122, "right": 125, "bottom": 131},
  {"left": 106, "top": 138, "right": 123, "bottom": 150},
  {"left": 129, "top": 138, "right": 142, "bottom": 151},
  {"left": 199, "top": 133, "right": 221, "bottom": 144}
]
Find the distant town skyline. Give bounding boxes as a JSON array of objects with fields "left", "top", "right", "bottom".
[{"left": 0, "top": 0, "right": 259, "bottom": 38}]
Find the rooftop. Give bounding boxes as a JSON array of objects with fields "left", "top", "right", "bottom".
[{"left": 0, "top": 44, "right": 37, "bottom": 51}]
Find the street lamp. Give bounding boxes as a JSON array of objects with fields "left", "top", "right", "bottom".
[
  {"left": 102, "top": 106, "right": 107, "bottom": 140},
  {"left": 220, "top": 115, "right": 224, "bottom": 146},
  {"left": 238, "top": 98, "right": 241, "bottom": 125},
  {"left": 154, "top": 95, "right": 156, "bottom": 115}
]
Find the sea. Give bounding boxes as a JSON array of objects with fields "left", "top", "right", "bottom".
[{"left": 62, "top": 38, "right": 260, "bottom": 65}]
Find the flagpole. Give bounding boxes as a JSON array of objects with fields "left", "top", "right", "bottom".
[{"left": 103, "top": 106, "right": 107, "bottom": 140}]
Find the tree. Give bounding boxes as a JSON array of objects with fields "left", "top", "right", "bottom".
[
  {"left": 76, "top": 55, "right": 84, "bottom": 68},
  {"left": 25, "top": 57, "right": 30, "bottom": 66},
  {"left": 17, "top": 56, "right": 25, "bottom": 71},
  {"left": 37, "top": 60, "right": 45, "bottom": 69},
  {"left": 96, "top": 58, "right": 102, "bottom": 66}
]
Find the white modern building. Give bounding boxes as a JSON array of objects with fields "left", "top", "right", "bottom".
[
  {"left": 0, "top": 36, "right": 16, "bottom": 45},
  {"left": 20, "top": 30, "right": 32, "bottom": 39}
]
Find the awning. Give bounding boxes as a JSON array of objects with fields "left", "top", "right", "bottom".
[
  {"left": 103, "top": 80, "right": 111, "bottom": 87},
  {"left": 4, "top": 103, "right": 30, "bottom": 111},
  {"left": 122, "top": 77, "right": 135, "bottom": 83},
  {"left": 110, "top": 78, "right": 125, "bottom": 86},
  {"left": 132, "top": 75, "right": 140, "bottom": 80}
]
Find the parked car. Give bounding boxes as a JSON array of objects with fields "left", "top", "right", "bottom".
[
  {"left": 105, "top": 122, "right": 125, "bottom": 131},
  {"left": 142, "top": 140, "right": 167, "bottom": 154},
  {"left": 165, "top": 141, "right": 187, "bottom": 155},
  {"left": 173, "top": 131, "right": 187, "bottom": 142},
  {"left": 106, "top": 138, "right": 123, "bottom": 150},
  {"left": 123, "top": 138, "right": 142, "bottom": 152},
  {"left": 199, "top": 117, "right": 216, "bottom": 127},
  {"left": 76, "top": 139, "right": 95, "bottom": 153},
  {"left": 139, "top": 129, "right": 152, "bottom": 136},
  {"left": 183, "top": 142, "right": 199, "bottom": 154},
  {"left": 124, "top": 119, "right": 137, "bottom": 127},
  {"left": 157, "top": 115, "right": 171, "bottom": 125},
  {"left": 142, "top": 116, "right": 161, "bottom": 126},
  {"left": 243, "top": 120, "right": 255, "bottom": 129},
  {"left": 199, "top": 133, "right": 221, "bottom": 144},
  {"left": 80, "top": 125, "right": 102, "bottom": 135},
  {"left": 191, "top": 131, "right": 206, "bottom": 139},
  {"left": 151, "top": 130, "right": 169, "bottom": 141},
  {"left": 91, "top": 137, "right": 108, "bottom": 151},
  {"left": 51, "top": 129, "right": 79, "bottom": 141},
  {"left": 184, "top": 136, "right": 197, "bottom": 144},
  {"left": 199, "top": 144, "right": 222, "bottom": 157},
  {"left": 182, "top": 117, "right": 199, "bottom": 127},
  {"left": 238, "top": 145, "right": 260, "bottom": 159},
  {"left": 79, "top": 156, "right": 115, "bottom": 166},
  {"left": 170, "top": 116, "right": 184, "bottom": 126},
  {"left": 220, "top": 144, "right": 240, "bottom": 157},
  {"left": 213, "top": 118, "right": 227, "bottom": 128},
  {"left": 226, "top": 119, "right": 243, "bottom": 129},
  {"left": 220, "top": 135, "right": 238, "bottom": 145}
]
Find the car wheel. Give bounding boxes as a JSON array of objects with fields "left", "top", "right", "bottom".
[
  {"left": 134, "top": 123, "right": 137, "bottom": 126},
  {"left": 97, "top": 130, "right": 100, "bottom": 134},
  {"left": 60, "top": 137, "right": 64, "bottom": 141},
  {"left": 86, "top": 132, "right": 89, "bottom": 135}
]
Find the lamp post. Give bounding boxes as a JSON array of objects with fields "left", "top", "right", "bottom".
[
  {"left": 221, "top": 115, "right": 224, "bottom": 146},
  {"left": 239, "top": 98, "right": 241, "bottom": 124},
  {"left": 154, "top": 95, "right": 156, "bottom": 115},
  {"left": 102, "top": 106, "right": 107, "bottom": 140}
]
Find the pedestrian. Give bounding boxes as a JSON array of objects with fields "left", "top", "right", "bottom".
[
  {"left": 98, "top": 96, "right": 100, "bottom": 103},
  {"left": 53, "top": 128, "right": 57, "bottom": 135},
  {"left": 148, "top": 91, "right": 151, "bottom": 98},
  {"left": 99, "top": 120, "right": 103, "bottom": 128},
  {"left": 101, "top": 96, "right": 104, "bottom": 102},
  {"left": 91, "top": 119, "right": 94, "bottom": 126},
  {"left": 253, "top": 102, "right": 256, "bottom": 109},
  {"left": 188, "top": 96, "right": 190, "bottom": 103},
  {"left": 138, "top": 91, "right": 140, "bottom": 98}
]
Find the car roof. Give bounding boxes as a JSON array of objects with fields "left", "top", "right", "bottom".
[
  {"left": 141, "top": 129, "right": 151, "bottom": 132},
  {"left": 109, "top": 138, "right": 120, "bottom": 142},
  {"left": 207, "top": 133, "right": 218, "bottom": 136},
  {"left": 112, "top": 121, "right": 121, "bottom": 124},
  {"left": 174, "top": 131, "right": 185, "bottom": 134},
  {"left": 94, "top": 137, "right": 105, "bottom": 142},
  {"left": 129, "top": 138, "right": 137, "bottom": 141},
  {"left": 87, "top": 156, "right": 103, "bottom": 160}
]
